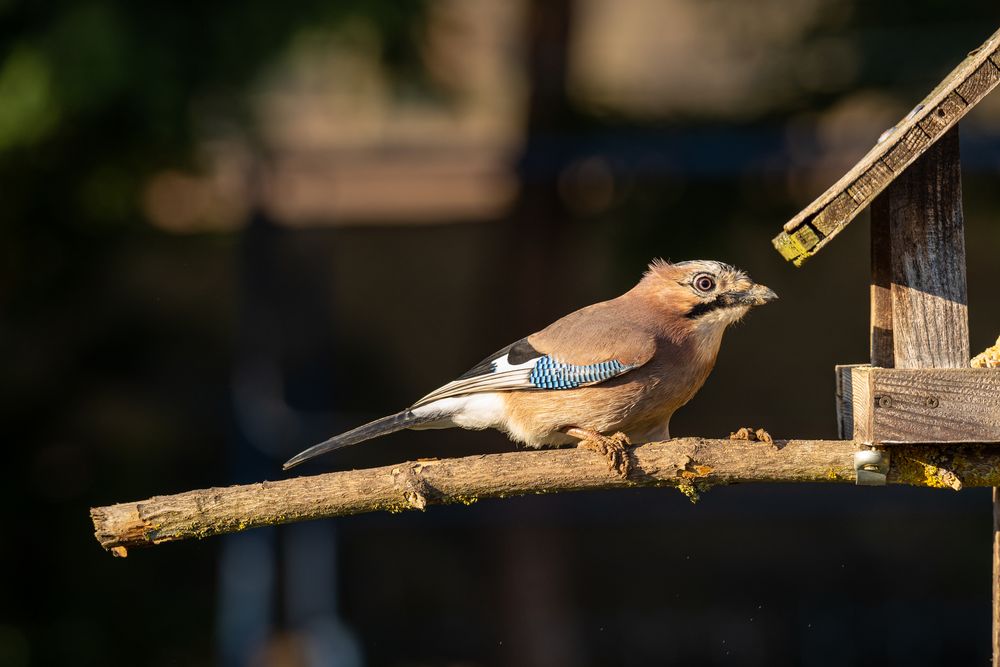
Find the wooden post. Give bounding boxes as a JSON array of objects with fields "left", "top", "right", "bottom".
[
  {"left": 870, "top": 126, "right": 984, "bottom": 658},
  {"left": 871, "top": 126, "right": 968, "bottom": 367},
  {"left": 870, "top": 197, "right": 894, "bottom": 368},
  {"left": 877, "top": 128, "right": 968, "bottom": 367}
]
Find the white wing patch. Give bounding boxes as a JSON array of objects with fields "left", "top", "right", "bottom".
[
  {"left": 410, "top": 350, "right": 640, "bottom": 409},
  {"left": 412, "top": 351, "right": 536, "bottom": 408},
  {"left": 490, "top": 354, "right": 537, "bottom": 373}
]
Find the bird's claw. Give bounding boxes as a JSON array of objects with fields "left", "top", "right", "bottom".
[
  {"left": 729, "top": 426, "right": 773, "bottom": 444},
  {"left": 577, "top": 431, "right": 632, "bottom": 479}
]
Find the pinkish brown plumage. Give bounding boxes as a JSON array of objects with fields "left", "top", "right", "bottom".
[{"left": 284, "top": 259, "right": 776, "bottom": 470}]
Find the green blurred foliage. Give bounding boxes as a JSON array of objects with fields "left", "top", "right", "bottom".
[{"left": 0, "top": 1, "right": 428, "bottom": 308}]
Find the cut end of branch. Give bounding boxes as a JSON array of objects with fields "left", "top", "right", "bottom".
[{"left": 90, "top": 503, "right": 154, "bottom": 553}]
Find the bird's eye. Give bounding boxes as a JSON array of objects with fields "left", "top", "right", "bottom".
[{"left": 693, "top": 274, "right": 716, "bottom": 293}]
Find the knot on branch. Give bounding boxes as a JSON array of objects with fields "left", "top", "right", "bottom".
[{"left": 392, "top": 463, "right": 437, "bottom": 510}]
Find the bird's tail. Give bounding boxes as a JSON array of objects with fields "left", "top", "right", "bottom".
[{"left": 283, "top": 409, "right": 436, "bottom": 470}]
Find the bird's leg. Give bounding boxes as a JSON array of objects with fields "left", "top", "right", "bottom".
[{"left": 563, "top": 427, "right": 632, "bottom": 479}]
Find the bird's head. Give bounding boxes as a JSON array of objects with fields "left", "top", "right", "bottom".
[{"left": 641, "top": 259, "right": 777, "bottom": 332}]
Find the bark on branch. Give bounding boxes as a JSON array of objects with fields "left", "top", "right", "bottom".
[{"left": 91, "top": 438, "right": 1000, "bottom": 556}]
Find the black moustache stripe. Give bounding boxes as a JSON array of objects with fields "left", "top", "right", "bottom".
[
  {"left": 685, "top": 293, "right": 743, "bottom": 319},
  {"left": 685, "top": 298, "right": 724, "bottom": 319}
]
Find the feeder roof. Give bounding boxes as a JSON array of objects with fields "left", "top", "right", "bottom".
[{"left": 774, "top": 26, "right": 1000, "bottom": 267}]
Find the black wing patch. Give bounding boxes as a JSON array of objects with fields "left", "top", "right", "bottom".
[{"left": 457, "top": 337, "right": 543, "bottom": 380}]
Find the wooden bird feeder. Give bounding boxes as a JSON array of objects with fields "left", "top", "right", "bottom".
[
  {"left": 772, "top": 26, "right": 1000, "bottom": 453},
  {"left": 772, "top": 25, "right": 1000, "bottom": 661}
]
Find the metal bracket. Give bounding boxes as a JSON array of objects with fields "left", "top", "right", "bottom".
[{"left": 854, "top": 448, "right": 889, "bottom": 486}]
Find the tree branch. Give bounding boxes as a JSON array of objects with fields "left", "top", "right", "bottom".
[{"left": 90, "top": 438, "right": 1000, "bottom": 556}]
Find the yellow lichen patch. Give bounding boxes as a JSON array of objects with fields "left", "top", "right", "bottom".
[
  {"left": 677, "top": 482, "right": 700, "bottom": 503},
  {"left": 679, "top": 464, "right": 714, "bottom": 479},
  {"left": 921, "top": 464, "right": 951, "bottom": 489},
  {"left": 892, "top": 447, "right": 963, "bottom": 490}
]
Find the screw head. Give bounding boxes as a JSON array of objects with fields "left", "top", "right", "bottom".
[
  {"left": 925, "top": 396, "right": 940, "bottom": 409},
  {"left": 877, "top": 395, "right": 893, "bottom": 408}
]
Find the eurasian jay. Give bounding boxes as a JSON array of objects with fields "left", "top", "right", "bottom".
[{"left": 283, "top": 259, "right": 776, "bottom": 471}]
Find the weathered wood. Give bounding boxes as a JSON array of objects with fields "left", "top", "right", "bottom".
[
  {"left": 918, "top": 93, "right": 967, "bottom": 139},
  {"left": 882, "top": 126, "right": 931, "bottom": 173},
  {"left": 836, "top": 364, "right": 864, "bottom": 439},
  {"left": 791, "top": 225, "right": 820, "bottom": 253},
  {"left": 773, "top": 229, "right": 813, "bottom": 261},
  {"left": 773, "top": 26, "right": 1000, "bottom": 265},
  {"left": 90, "top": 437, "right": 1000, "bottom": 554},
  {"left": 956, "top": 59, "right": 1000, "bottom": 107},
  {"left": 849, "top": 161, "right": 894, "bottom": 205},
  {"left": 838, "top": 366, "right": 1000, "bottom": 443},
  {"left": 885, "top": 128, "right": 969, "bottom": 367},
  {"left": 813, "top": 192, "right": 857, "bottom": 236},
  {"left": 870, "top": 195, "right": 894, "bottom": 368}
]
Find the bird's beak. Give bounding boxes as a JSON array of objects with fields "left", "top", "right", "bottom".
[{"left": 741, "top": 284, "right": 778, "bottom": 306}]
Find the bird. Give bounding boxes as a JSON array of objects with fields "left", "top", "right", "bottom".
[{"left": 283, "top": 259, "right": 777, "bottom": 474}]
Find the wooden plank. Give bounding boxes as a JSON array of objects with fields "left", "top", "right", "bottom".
[
  {"left": 918, "top": 93, "right": 968, "bottom": 139},
  {"left": 870, "top": 194, "right": 894, "bottom": 367},
  {"left": 868, "top": 368, "right": 999, "bottom": 442},
  {"left": 771, "top": 232, "right": 800, "bottom": 261},
  {"left": 849, "top": 161, "right": 893, "bottom": 205},
  {"left": 790, "top": 225, "right": 819, "bottom": 253},
  {"left": 812, "top": 191, "right": 857, "bottom": 235},
  {"left": 838, "top": 367, "right": 1000, "bottom": 443},
  {"left": 956, "top": 59, "right": 1000, "bottom": 107},
  {"left": 882, "top": 127, "right": 930, "bottom": 173},
  {"left": 775, "top": 25, "right": 1000, "bottom": 265},
  {"left": 836, "top": 365, "right": 874, "bottom": 441},
  {"left": 885, "top": 128, "right": 969, "bottom": 368},
  {"left": 770, "top": 227, "right": 822, "bottom": 264},
  {"left": 835, "top": 364, "right": 866, "bottom": 439}
]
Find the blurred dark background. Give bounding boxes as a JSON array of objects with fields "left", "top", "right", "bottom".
[{"left": 3, "top": 1, "right": 1000, "bottom": 665}]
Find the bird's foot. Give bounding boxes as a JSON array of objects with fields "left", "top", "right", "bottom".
[
  {"left": 729, "top": 426, "right": 773, "bottom": 445},
  {"left": 564, "top": 427, "right": 632, "bottom": 479}
]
